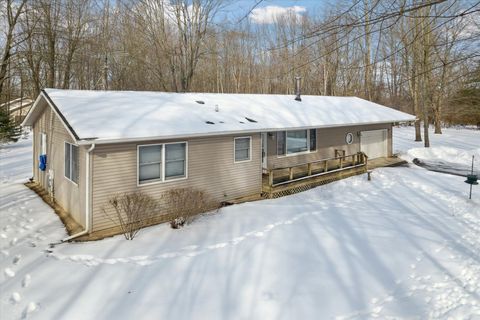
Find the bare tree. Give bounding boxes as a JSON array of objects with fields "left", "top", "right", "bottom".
[{"left": 0, "top": 0, "right": 28, "bottom": 95}]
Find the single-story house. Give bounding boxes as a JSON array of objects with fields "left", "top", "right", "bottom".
[{"left": 22, "top": 89, "right": 415, "bottom": 239}]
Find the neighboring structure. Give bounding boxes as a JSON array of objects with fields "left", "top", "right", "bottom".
[
  {"left": 22, "top": 89, "right": 415, "bottom": 238},
  {"left": 1, "top": 98, "right": 34, "bottom": 124}
]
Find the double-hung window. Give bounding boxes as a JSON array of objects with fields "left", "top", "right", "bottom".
[
  {"left": 234, "top": 137, "right": 251, "bottom": 162},
  {"left": 64, "top": 142, "right": 79, "bottom": 184},
  {"left": 138, "top": 142, "right": 187, "bottom": 185},
  {"left": 277, "top": 129, "right": 316, "bottom": 156},
  {"left": 165, "top": 143, "right": 187, "bottom": 180}
]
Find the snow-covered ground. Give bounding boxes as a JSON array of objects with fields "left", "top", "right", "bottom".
[{"left": 1, "top": 126, "right": 479, "bottom": 319}]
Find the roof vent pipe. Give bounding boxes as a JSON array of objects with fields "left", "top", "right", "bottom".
[{"left": 295, "top": 76, "right": 302, "bottom": 101}]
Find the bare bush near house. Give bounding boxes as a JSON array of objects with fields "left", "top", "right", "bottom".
[
  {"left": 164, "top": 188, "right": 216, "bottom": 228},
  {"left": 102, "top": 192, "right": 157, "bottom": 240}
]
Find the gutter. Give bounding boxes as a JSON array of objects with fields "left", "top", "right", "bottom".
[{"left": 62, "top": 143, "right": 96, "bottom": 242}]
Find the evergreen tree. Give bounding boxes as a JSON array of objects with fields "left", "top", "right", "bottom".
[{"left": 0, "top": 107, "right": 22, "bottom": 143}]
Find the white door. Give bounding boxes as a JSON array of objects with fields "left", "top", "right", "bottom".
[
  {"left": 360, "top": 129, "right": 387, "bottom": 159},
  {"left": 261, "top": 133, "right": 267, "bottom": 169}
]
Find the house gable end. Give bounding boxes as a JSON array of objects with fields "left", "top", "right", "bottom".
[{"left": 22, "top": 91, "right": 79, "bottom": 142}]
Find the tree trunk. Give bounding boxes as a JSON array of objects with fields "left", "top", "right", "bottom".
[
  {"left": 434, "top": 107, "right": 442, "bottom": 134},
  {"left": 423, "top": 115, "right": 430, "bottom": 147}
]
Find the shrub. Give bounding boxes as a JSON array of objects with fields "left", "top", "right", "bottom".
[
  {"left": 102, "top": 192, "right": 157, "bottom": 240},
  {"left": 163, "top": 188, "right": 216, "bottom": 229}
]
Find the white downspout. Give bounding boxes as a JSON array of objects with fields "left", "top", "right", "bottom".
[{"left": 62, "top": 143, "right": 96, "bottom": 242}]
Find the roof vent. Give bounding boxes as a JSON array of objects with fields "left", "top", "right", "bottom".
[
  {"left": 206, "top": 121, "right": 215, "bottom": 125},
  {"left": 196, "top": 100, "right": 205, "bottom": 104},
  {"left": 245, "top": 117, "right": 257, "bottom": 123},
  {"left": 294, "top": 76, "right": 302, "bottom": 102}
]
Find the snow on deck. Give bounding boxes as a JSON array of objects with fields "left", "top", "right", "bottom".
[
  {"left": 1, "top": 127, "right": 479, "bottom": 319},
  {"left": 40, "top": 89, "right": 415, "bottom": 141}
]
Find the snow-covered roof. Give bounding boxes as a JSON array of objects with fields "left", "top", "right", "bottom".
[{"left": 24, "top": 88, "right": 416, "bottom": 144}]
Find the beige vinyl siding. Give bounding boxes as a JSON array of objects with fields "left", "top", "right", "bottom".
[
  {"left": 91, "top": 134, "right": 262, "bottom": 232},
  {"left": 267, "top": 123, "right": 392, "bottom": 169},
  {"left": 32, "top": 100, "right": 87, "bottom": 227}
]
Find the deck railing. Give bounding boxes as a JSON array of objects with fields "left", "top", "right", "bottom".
[{"left": 268, "top": 151, "right": 368, "bottom": 187}]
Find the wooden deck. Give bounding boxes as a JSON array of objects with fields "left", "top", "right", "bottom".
[{"left": 261, "top": 155, "right": 407, "bottom": 199}]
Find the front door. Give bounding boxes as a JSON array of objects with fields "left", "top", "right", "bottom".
[{"left": 261, "top": 132, "right": 268, "bottom": 169}]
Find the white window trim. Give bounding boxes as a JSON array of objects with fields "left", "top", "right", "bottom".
[
  {"left": 277, "top": 129, "right": 317, "bottom": 158},
  {"left": 64, "top": 141, "right": 79, "bottom": 186},
  {"left": 137, "top": 141, "right": 188, "bottom": 187},
  {"left": 234, "top": 136, "right": 252, "bottom": 163},
  {"left": 40, "top": 132, "right": 47, "bottom": 155}
]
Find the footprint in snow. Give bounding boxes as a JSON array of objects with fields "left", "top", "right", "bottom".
[
  {"left": 181, "top": 245, "right": 198, "bottom": 251},
  {"left": 10, "top": 292, "right": 21, "bottom": 304},
  {"left": 4, "top": 268, "right": 15, "bottom": 278},
  {"left": 22, "top": 274, "right": 31, "bottom": 288},
  {"left": 13, "top": 254, "right": 21, "bottom": 265},
  {"left": 207, "top": 243, "right": 227, "bottom": 249},
  {"left": 35, "top": 234, "right": 46, "bottom": 241},
  {"left": 21, "top": 302, "right": 38, "bottom": 319},
  {"left": 10, "top": 238, "right": 18, "bottom": 247}
]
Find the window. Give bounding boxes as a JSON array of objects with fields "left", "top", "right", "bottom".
[
  {"left": 139, "top": 145, "right": 162, "bottom": 183},
  {"left": 64, "top": 142, "right": 79, "bottom": 184},
  {"left": 287, "top": 130, "right": 308, "bottom": 154},
  {"left": 234, "top": 137, "right": 251, "bottom": 162},
  {"left": 138, "top": 142, "right": 187, "bottom": 185},
  {"left": 165, "top": 143, "right": 186, "bottom": 179},
  {"left": 40, "top": 133, "right": 47, "bottom": 155},
  {"left": 277, "top": 129, "right": 316, "bottom": 156}
]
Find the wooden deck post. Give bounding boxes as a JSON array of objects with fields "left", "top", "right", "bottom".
[
  {"left": 289, "top": 167, "right": 294, "bottom": 180},
  {"left": 269, "top": 170, "right": 273, "bottom": 186},
  {"left": 339, "top": 157, "right": 343, "bottom": 168},
  {"left": 324, "top": 160, "right": 328, "bottom": 172}
]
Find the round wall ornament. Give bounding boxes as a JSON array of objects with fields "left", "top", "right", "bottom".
[{"left": 345, "top": 132, "right": 354, "bottom": 144}]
